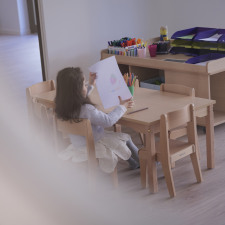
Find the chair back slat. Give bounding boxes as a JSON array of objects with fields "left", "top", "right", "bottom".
[
  {"left": 162, "top": 104, "right": 193, "bottom": 131},
  {"left": 160, "top": 83, "right": 195, "bottom": 97},
  {"left": 56, "top": 118, "right": 90, "bottom": 137},
  {"left": 27, "top": 80, "right": 56, "bottom": 97},
  {"left": 54, "top": 117, "right": 98, "bottom": 180}
]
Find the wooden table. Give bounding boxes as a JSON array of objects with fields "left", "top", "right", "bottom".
[
  {"left": 101, "top": 46, "right": 225, "bottom": 127},
  {"left": 35, "top": 87, "right": 215, "bottom": 193}
]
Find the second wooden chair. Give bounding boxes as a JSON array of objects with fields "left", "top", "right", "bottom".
[
  {"left": 139, "top": 104, "right": 203, "bottom": 197},
  {"left": 26, "top": 80, "right": 56, "bottom": 129},
  {"left": 160, "top": 83, "right": 195, "bottom": 139}
]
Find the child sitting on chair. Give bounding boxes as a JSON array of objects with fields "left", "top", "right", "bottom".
[{"left": 54, "top": 67, "right": 139, "bottom": 173}]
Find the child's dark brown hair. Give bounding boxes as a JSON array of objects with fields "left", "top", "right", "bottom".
[{"left": 55, "top": 67, "right": 93, "bottom": 121}]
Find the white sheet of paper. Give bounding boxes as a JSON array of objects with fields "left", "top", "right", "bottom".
[
  {"left": 199, "top": 33, "right": 222, "bottom": 42},
  {"left": 89, "top": 56, "right": 132, "bottom": 109}
]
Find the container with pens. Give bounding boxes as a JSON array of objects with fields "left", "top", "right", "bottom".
[
  {"left": 108, "top": 37, "right": 137, "bottom": 56},
  {"left": 108, "top": 37, "right": 146, "bottom": 57},
  {"left": 123, "top": 73, "right": 137, "bottom": 96},
  {"left": 137, "top": 40, "right": 147, "bottom": 58}
]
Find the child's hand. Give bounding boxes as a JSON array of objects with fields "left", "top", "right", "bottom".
[
  {"left": 89, "top": 72, "right": 97, "bottom": 86},
  {"left": 118, "top": 96, "right": 134, "bottom": 109}
]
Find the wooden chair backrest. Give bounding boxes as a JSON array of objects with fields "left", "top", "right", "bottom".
[
  {"left": 26, "top": 80, "right": 55, "bottom": 110},
  {"left": 55, "top": 118, "right": 97, "bottom": 167},
  {"left": 162, "top": 104, "right": 194, "bottom": 131},
  {"left": 26, "top": 80, "right": 56, "bottom": 126},
  {"left": 26, "top": 80, "right": 56, "bottom": 98},
  {"left": 160, "top": 83, "right": 195, "bottom": 97},
  {"left": 160, "top": 83, "right": 195, "bottom": 140},
  {"left": 160, "top": 104, "right": 196, "bottom": 146},
  {"left": 56, "top": 118, "right": 92, "bottom": 137},
  {"left": 55, "top": 118, "right": 118, "bottom": 187}
]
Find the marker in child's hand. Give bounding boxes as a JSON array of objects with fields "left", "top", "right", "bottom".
[{"left": 127, "top": 107, "right": 149, "bottom": 115}]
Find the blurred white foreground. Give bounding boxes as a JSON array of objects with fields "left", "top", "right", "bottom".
[{"left": 0, "top": 76, "right": 183, "bottom": 225}]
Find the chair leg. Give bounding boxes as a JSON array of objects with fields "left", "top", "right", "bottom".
[
  {"left": 112, "top": 167, "right": 118, "bottom": 188},
  {"left": 161, "top": 159, "right": 176, "bottom": 197},
  {"left": 196, "top": 139, "right": 201, "bottom": 160},
  {"left": 139, "top": 149, "right": 147, "bottom": 188},
  {"left": 190, "top": 151, "right": 203, "bottom": 183},
  {"left": 171, "top": 162, "right": 175, "bottom": 168}
]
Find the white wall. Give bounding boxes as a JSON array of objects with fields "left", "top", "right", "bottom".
[
  {"left": 38, "top": 0, "right": 154, "bottom": 80},
  {"left": 147, "top": 0, "right": 225, "bottom": 38},
  {"left": 0, "top": 0, "right": 30, "bottom": 35},
  {"left": 0, "top": 0, "right": 20, "bottom": 34},
  {"left": 38, "top": 0, "right": 225, "bottom": 80},
  {"left": 17, "top": 0, "right": 30, "bottom": 35}
]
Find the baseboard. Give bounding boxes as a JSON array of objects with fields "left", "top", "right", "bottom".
[
  {"left": 0, "top": 28, "right": 20, "bottom": 35},
  {"left": 20, "top": 28, "right": 31, "bottom": 35},
  {"left": 0, "top": 28, "right": 31, "bottom": 35}
]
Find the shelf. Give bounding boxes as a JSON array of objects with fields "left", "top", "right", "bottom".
[
  {"left": 214, "top": 111, "right": 225, "bottom": 126},
  {"left": 101, "top": 49, "right": 208, "bottom": 75},
  {"left": 197, "top": 110, "right": 225, "bottom": 127}
]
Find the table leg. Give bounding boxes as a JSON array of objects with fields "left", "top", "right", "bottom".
[
  {"left": 146, "top": 130, "right": 158, "bottom": 193},
  {"left": 205, "top": 105, "right": 215, "bottom": 169},
  {"left": 114, "top": 124, "right": 121, "bottom": 132}
]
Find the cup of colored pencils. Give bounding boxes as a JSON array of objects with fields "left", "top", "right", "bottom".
[{"left": 123, "top": 73, "right": 136, "bottom": 96}]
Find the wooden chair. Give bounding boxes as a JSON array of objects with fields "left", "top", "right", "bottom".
[
  {"left": 160, "top": 83, "right": 198, "bottom": 168},
  {"left": 26, "top": 80, "right": 56, "bottom": 129},
  {"left": 54, "top": 118, "right": 118, "bottom": 188},
  {"left": 138, "top": 83, "right": 195, "bottom": 149},
  {"left": 160, "top": 83, "right": 195, "bottom": 139},
  {"left": 139, "top": 104, "right": 203, "bottom": 197}
]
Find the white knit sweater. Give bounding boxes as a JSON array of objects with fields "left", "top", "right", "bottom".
[{"left": 69, "top": 86, "right": 127, "bottom": 148}]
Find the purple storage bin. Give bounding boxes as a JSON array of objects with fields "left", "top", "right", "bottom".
[
  {"left": 169, "top": 47, "right": 199, "bottom": 56},
  {"left": 193, "top": 28, "right": 218, "bottom": 41},
  {"left": 171, "top": 27, "right": 212, "bottom": 40},
  {"left": 217, "top": 29, "right": 225, "bottom": 44},
  {"left": 185, "top": 53, "right": 225, "bottom": 64}
]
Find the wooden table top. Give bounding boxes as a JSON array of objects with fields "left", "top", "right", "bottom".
[{"left": 35, "top": 87, "right": 215, "bottom": 126}]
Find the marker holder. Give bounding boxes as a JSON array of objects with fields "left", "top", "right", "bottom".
[
  {"left": 128, "top": 85, "right": 134, "bottom": 96},
  {"left": 137, "top": 48, "right": 146, "bottom": 58}
]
